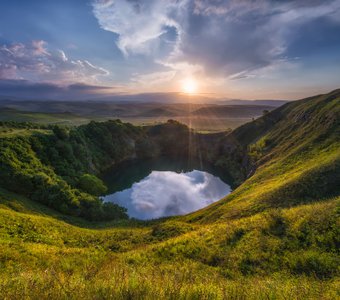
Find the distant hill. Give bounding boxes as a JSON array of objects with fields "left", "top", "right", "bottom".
[
  {"left": 218, "top": 99, "right": 288, "bottom": 106},
  {"left": 0, "top": 91, "right": 288, "bottom": 105},
  {"left": 192, "top": 105, "right": 275, "bottom": 118},
  {"left": 0, "top": 100, "right": 286, "bottom": 130},
  {"left": 137, "top": 107, "right": 181, "bottom": 117}
]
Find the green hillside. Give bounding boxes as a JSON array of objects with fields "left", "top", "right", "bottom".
[
  {"left": 0, "top": 90, "right": 339, "bottom": 299},
  {"left": 185, "top": 89, "right": 340, "bottom": 222}
]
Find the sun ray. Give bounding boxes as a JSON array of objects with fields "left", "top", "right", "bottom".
[{"left": 182, "top": 78, "right": 198, "bottom": 94}]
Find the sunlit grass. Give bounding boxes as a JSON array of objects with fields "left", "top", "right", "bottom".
[
  {"left": 0, "top": 91, "right": 339, "bottom": 298},
  {"left": 0, "top": 195, "right": 339, "bottom": 299}
]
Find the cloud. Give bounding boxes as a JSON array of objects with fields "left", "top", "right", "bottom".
[
  {"left": 174, "top": 0, "right": 340, "bottom": 77},
  {"left": 131, "top": 70, "right": 176, "bottom": 87},
  {"left": 0, "top": 40, "right": 109, "bottom": 83},
  {"left": 92, "top": 0, "right": 340, "bottom": 80},
  {"left": 0, "top": 79, "right": 115, "bottom": 100},
  {"left": 31, "top": 40, "right": 50, "bottom": 56},
  {"left": 92, "top": 0, "right": 182, "bottom": 56},
  {"left": 103, "top": 170, "right": 231, "bottom": 220}
]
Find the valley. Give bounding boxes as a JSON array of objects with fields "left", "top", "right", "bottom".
[
  {"left": 0, "top": 89, "right": 339, "bottom": 299},
  {"left": 0, "top": 100, "right": 280, "bottom": 131}
]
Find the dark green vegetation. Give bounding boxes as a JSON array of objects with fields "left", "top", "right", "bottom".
[
  {"left": 0, "top": 120, "right": 141, "bottom": 221},
  {"left": 0, "top": 119, "right": 231, "bottom": 221},
  {"left": 101, "top": 156, "right": 233, "bottom": 196},
  {"left": 0, "top": 90, "right": 339, "bottom": 299}
]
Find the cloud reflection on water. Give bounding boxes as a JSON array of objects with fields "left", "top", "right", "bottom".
[{"left": 103, "top": 170, "right": 231, "bottom": 220}]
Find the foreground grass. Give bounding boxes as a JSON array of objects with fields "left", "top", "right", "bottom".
[
  {"left": 0, "top": 193, "right": 339, "bottom": 299},
  {"left": 1, "top": 266, "right": 338, "bottom": 300}
]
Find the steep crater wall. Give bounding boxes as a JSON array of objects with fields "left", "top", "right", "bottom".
[{"left": 0, "top": 120, "right": 249, "bottom": 221}]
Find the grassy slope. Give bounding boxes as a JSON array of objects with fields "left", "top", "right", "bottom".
[
  {"left": 0, "top": 90, "right": 339, "bottom": 299},
  {"left": 184, "top": 89, "right": 340, "bottom": 222},
  {"left": 0, "top": 126, "right": 52, "bottom": 138},
  {"left": 0, "top": 108, "right": 92, "bottom": 125},
  {"left": 0, "top": 190, "right": 338, "bottom": 299}
]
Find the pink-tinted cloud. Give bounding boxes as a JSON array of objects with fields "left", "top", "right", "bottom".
[{"left": 0, "top": 40, "right": 109, "bottom": 83}]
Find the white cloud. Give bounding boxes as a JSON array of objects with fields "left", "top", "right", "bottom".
[
  {"left": 92, "top": 0, "right": 340, "bottom": 81},
  {"left": 103, "top": 170, "right": 231, "bottom": 220},
  {"left": 92, "top": 0, "right": 183, "bottom": 56},
  {"left": 0, "top": 40, "right": 110, "bottom": 83}
]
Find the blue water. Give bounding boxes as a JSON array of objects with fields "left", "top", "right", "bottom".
[{"left": 103, "top": 168, "right": 231, "bottom": 220}]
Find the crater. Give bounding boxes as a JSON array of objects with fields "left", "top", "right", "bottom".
[{"left": 102, "top": 158, "right": 232, "bottom": 220}]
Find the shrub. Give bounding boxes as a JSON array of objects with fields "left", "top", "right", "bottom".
[
  {"left": 286, "top": 251, "right": 339, "bottom": 279},
  {"left": 78, "top": 174, "right": 108, "bottom": 196}
]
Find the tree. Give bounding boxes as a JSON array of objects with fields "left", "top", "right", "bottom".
[
  {"left": 78, "top": 174, "right": 108, "bottom": 196},
  {"left": 53, "top": 125, "right": 69, "bottom": 140}
]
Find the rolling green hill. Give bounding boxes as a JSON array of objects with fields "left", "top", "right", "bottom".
[
  {"left": 0, "top": 90, "right": 339, "bottom": 299},
  {"left": 186, "top": 89, "right": 340, "bottom": 222},
  {"left": 0, "top": 101, "right": 279, "bottom": 131}
]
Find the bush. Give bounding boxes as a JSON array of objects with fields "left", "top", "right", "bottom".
[
  {"left": 286, "top": 251, "right": 339, "bottom": 279},
  {"left": 102, "top": 202, "right": 128, "bottom": 220},
  {"left": 52, "top": 125, "right": 69, "bottom": 140},
  {"left": 78, "top": 174, "right": 108, "bottom": 196}
]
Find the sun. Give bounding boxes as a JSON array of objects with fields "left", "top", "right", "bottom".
[{"left": 182, "top": 78, "right": 198, "bottom": 94}]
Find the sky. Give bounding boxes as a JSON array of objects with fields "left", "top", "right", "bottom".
[{"left": 0, "top": 0, "right": 340, "bottom": 100}]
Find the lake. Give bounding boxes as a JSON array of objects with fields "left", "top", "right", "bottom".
[{"left": 101, "top": 158, "right": 232, "bottom": 220}]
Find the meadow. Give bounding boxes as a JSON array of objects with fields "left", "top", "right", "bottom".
[
  {"left": 0, "top": 101, "right": 277, "bottom": 131},
  {"left": 0, "top": 90, "right": 339, "bottom": 299}
]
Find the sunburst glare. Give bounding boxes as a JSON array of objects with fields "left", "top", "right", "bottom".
[{"left": 182, "top": 78, "right": 198, "bottom": 94}]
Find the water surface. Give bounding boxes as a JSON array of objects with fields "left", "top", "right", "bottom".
[{"left": 102, "top": 158, "right": 232, "bottom": 220}]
